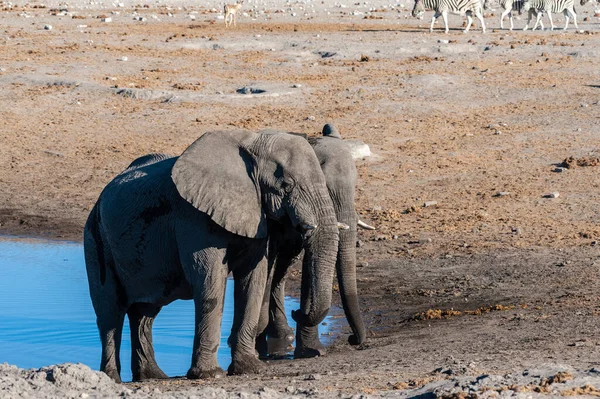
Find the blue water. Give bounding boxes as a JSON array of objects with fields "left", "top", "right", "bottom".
[{"left": 0, "top": 237, "right": 312, "bottom": 382}]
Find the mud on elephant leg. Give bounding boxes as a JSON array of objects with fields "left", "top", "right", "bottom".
[{"left": 128, "top": 303, "right": 168, "bottom": 381}]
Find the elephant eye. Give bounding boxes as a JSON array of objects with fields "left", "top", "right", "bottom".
[{"left": 281, "top": 179, "right": 294, "bottom": 193}]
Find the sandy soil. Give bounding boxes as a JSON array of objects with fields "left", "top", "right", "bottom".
[{"left": 2, "top": 0, "right": 600, "bottom": 396}]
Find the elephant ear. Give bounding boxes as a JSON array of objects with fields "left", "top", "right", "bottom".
[{"left": 171, "top": 130, "right": 267, "bottom": 239}]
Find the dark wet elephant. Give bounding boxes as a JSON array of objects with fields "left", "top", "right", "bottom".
[{"left": 83, "top": 129, "right": 339, "bottom": 382}]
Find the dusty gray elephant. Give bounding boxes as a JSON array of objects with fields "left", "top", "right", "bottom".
[
  {"left": 256, "top": 124, "right": 373, "bottom": 358},
  {"left": 83, "top": 129, "right": 339, "bottom": 382}
]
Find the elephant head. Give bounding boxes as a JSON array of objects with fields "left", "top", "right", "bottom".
[
  {"left": 309, "top": 124, "right": 367, "bottom": 345},
  {"left": 171, "top": 129, "right": 340, "bottom": 329}
]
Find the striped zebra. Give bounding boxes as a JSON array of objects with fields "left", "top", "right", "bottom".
[
  {"left": 484, "top": 0, "right": 544, "bottom": 29},
  {"left": 522, "top": 0, "right": 578, "bottom": 30},
  {"left": 412, "top": 0, "right": 486, "bottom": 34}
]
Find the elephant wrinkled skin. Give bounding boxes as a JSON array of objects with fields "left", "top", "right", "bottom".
[
  {"left": 256, "top": 124, "right": 368, "bottom": 359},
  {"left": 83, "top": 129, "right": 339, "bottom": 382}
]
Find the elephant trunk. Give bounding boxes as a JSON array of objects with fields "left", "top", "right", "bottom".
[
  {"left": 336, "top": 226, "right": 367, "bottom": 345},
  {"left": 330, "top": 185, "right": 366, "bottom": 346},
  {"left": 299, "top": 198, "right": 339, "bottom": 327}
]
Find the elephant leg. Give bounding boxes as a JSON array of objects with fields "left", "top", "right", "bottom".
[
  {"left": 264, "top": 262, "right": 295, "bottom": 357},
  {"left": 128, "top": 303, "right": 168, "bottom": 381},
  {"left": 293, "top": 257, "right": 326, "bottom": 359},
  {"left": 228, "top": 254, "right": 268, "bottom": 375},
  {"left": 185, "top": 249, "right": 228, "bottom": 380},
  {"left": 84, "top": 232, "right": 125, "bottom": 383}
]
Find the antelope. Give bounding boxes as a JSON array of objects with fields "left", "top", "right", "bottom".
[{"left": 224, "top": 0, "right": 243, "bottom": 27}]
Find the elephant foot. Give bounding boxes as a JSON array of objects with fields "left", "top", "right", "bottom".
[
  {"left": 132, "top": 365, "right": 169, "bottom": 381},
  {"left": 348, "top": 333, "right": 365, "bottom": 346},
  {"left": 101, "top": 368, "right": 122, "bottom": 383},
  {"left": 294, "top": 341, "right": 326, "bottom": 358},
  {"left": 266, "top": 335, "right": 294, "bottom": 358},
  {"left": 294, "top": 323, "right": 326, "bottom": 359},
  {"left": 228, "top": 354, "right": 263, "bottom": 375},
  {"left": 186, "top": 367, "right": 226, "bottom": 380}
]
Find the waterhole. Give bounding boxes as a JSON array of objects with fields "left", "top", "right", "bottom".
[{"left": 0, "top": 236, "right": 328, "bottom": 381}]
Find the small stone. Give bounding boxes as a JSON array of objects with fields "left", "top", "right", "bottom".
[
  {"left": 44, "top": 24, "right": 52, "bottom": 30},
  {"left": 305, "top": 374, "right": 321, "bottom": 380},
  {"left": 371, "top": 205, "right": 382, "bottom": 211},
  {"left": 545, "top": 192, "right": 560, "bottom": 198},
  {"left": 376, "top": 235, "right": 387, "bottom": 241},
  {"left": 553, "top": 167, "right": 566, "bottom": 173},
  {"left": 292, "top": 84, "right": 302, "bottom": 88},
  {"left": 420, "top": 237, "right": 432, "bottom": 244},
  {"left": 101, "top": 17, "right": 112, "bottom": 22},
  {"left": 307, "top": 115, "right": 316, "bottom": 121},
  {"left": 424, "top": 201, "right": 438, "bottom": 207},
  {"left": 495, "top": 191, "right": 510, "bottom": 197},
  {"left": 358, "top": 261, "right": 368, "bottom": 268},
  {"left": 81, "top": 394, "right": 89, "bottom": 399},
  {"left": 512, "top": 227, "right": 521, "bottom": 235},
  {"left": 392, "top": 234, "right": 399, "bottom": 239},
  {"left": 494, "top": 130, "right": 501, "bottom": 135},
  {"left": 356, "top": 240, "right": 364, "bottom": 248},
  {"left": 285, "top": 386, "right": 296, "bottom": 393},
  {"left": 119, "top": 56, "right": 128, "bottom": 61},
  {"left": 438, "top": 39, "right": 449, "bottom": 44}
]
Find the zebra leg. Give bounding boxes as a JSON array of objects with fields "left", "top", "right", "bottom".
[
  {"left": 430, "top": 12, "right": 441, "bottom": 32},
  {"left": 500, "top": 9, "right": 509, "bottom": 29},
  {"left": 475, "top": 10, "right": 486, "bottom": 32},
  {"left": 532, "top": 11, "right": 542, "bottom": 30},
  {"left": 547, "top": 11, "right": 554, "bottom": 30},
  {"left": 442, "top": 11, "right": 450, "bottom": 33},
  {"left": 464, "top": 12, "right": 473, "bottom": 33},
  {"left": 563, "top": 9, "right": 570, "bottom": 30},
  {"left": 567, "top": 7, "right": 578, "bottom": 29},
  {"left": 537, "top": 11, "right": 545, "bottom": 29},
  {"left": 524, "top": 9, "right": 533, "bottom": 30}
]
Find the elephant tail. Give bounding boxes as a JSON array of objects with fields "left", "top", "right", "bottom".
[{"left": 84, "top": 202, "right": 107, "bottom": 285}]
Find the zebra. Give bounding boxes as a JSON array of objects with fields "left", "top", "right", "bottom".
[
  {"left": 484, "top": 0, "right": 544, "bottom": 29},
  {"left": 412, "top": 0, "right": 486, "bottom": 34},
  {"left": 522, "top": 0, "right": 578, "bottom": 30}
]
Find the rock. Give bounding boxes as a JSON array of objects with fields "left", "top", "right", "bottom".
[
  {"left": 553, "top": 167, "right": 566, "bottom": 173},
  {"left": 305, "top": 374, "right": 321, "bottom": 380},
  {"left": 101, "top": 17, "right": 112, "bottom": 22},
  {"left": 345, "top": 139, "right": 371, "bottom": 160},
  {"left": 285, "top": 386, "right": 296, "bottom": 393},
  {"left": 371, "top": 205, "right": 382, "bottom": 211},
  {"left": 495, "top": 191, "right": 510, "bottom": 197},
  {"left": 119, "top": 56, "right": 128, "bottom": 61},
  {"left": 358, "top": 261, "right": 368, "bottom": 267},
  {"left": 44, "top": 24, "right": 52, "bottom": 30},
  {"left": 356, "top": 240, "right": 364, "bottom": 248},
  {"left": 424, "top": 201, "right": 438, "bottom": 207},
  {"left": 545, "top": 192, "right": 560, "bottom": 198}
]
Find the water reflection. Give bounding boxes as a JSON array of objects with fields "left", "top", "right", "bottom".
[{"left": 0, "top": 237, "right": 317, "bottom": 382}]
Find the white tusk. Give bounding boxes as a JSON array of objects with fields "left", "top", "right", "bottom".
[
  {"left": 357, "top": 219, "right": 376, "bottom": 230},
  {"left": 300, "top": 223, "right": 317, "bottom": 231},
  {"left": 337, "top": 222, "right": 350, "bottom": 230}
]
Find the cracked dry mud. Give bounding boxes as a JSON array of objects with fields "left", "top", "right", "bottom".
[{"left": 1, "top": 0, "right": 600, "bottom": 396}]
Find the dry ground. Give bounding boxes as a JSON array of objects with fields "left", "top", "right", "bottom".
[{"left": 2, "top": 1, "right": 600, "bottom": 396}]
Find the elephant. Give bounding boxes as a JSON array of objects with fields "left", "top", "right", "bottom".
[
  {"left": 83, "top": 129, "right": 340, "bottom": 382},
  {"left": 254, "top": 124, "right": 374, "bottom": 359}
]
